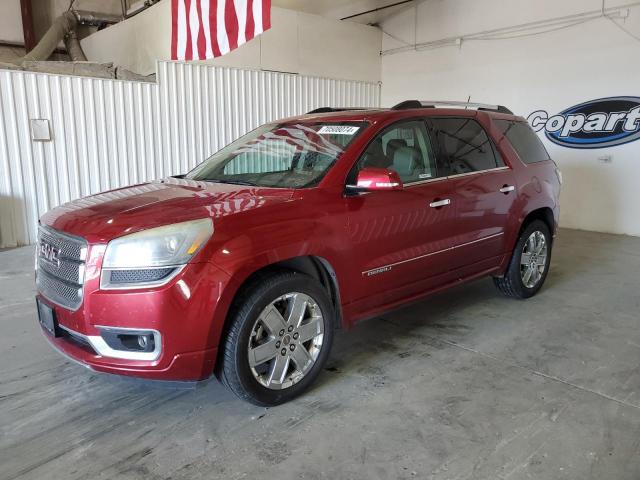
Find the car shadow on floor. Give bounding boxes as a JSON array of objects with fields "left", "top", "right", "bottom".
[
  {"left": 309, "top": 250, "right": 582, "bottom": 396},
  {"left": 82, "top": 248, "right": 583, "bottom": 404},
  {"left": 311, "top": 277, "right": 512, "bottom": 390}
]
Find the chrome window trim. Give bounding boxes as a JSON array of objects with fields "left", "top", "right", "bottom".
[
  {"left": 404, "top": 176, "right": 448, "bottom": 187},
  {"left": 362, "top": 232, "right": 504, "bottom": 276},
  {"left": 444, "top": 166, "right": 510, "bottom": 179},
  {"left": 348, "top": 166, "right": 512, "bottom": 193},
  {"left": 58, "top": 324, "right": 162, "bottom": 361}
]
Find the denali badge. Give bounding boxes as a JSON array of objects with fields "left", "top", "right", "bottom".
[
  {"left": 39, "top": 242, "right": 61, "bottom": 267},
  {"left": 365, "top": 266, "right": 392, "bottom": 277},
  {"left": 528, "top": 97, "right": 640, "bottom": 149}
]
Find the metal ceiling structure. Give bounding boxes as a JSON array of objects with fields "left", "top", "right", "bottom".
[{"left": 272, "top": 0, "right": 413, "bottom": 25}]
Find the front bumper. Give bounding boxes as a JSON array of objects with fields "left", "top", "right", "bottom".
[
  {"left": 41, "top": 324, "right": 218, "bottom": 380},
  {"left": 37, "top": 260, "right": 231, "bottom": 381}
]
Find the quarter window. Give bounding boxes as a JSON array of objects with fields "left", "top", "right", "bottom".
[
  {"left": 495, "top": 120, "right": 551, "bottom": 164},
  {"left": 352, "top": 120, "right": 438, "bottom": 184},
  {"left": 431, "top": 118, "right": 501, "bottom": 174}
]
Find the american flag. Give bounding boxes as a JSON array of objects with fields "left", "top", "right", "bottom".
[{"left": 171, "top": 0, "right": 271, "bottom": 61}]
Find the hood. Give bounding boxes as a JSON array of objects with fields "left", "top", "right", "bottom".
[{"left": 41, "top": 177, "right": 296, "bottom": 243}]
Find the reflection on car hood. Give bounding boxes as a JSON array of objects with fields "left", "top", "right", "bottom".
[{"left": 40, "top": 177, "right": 296, "bottom": 243}]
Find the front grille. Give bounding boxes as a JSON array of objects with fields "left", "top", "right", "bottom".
[
  {"left": 38, "top": 255, "right": 84, "bottom": 284},
  {"left": 36, "top": 226, "right": 87, "bottom": 310},
  {"left": 38, "top": 225, "right": 84, "bottom": 259}
]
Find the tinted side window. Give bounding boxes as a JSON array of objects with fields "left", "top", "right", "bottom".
[
  {"left": 492, "top": 142, "right": 506, "bottom": 168},
  {"left": 352, "top": 120, "right": 438, "bottom": 184},
  {"left": 495, "top": 120, "right": 551, "bottom": 164},
  {"left": 431, "top": 118, "right": 499, "bottom": 174}
]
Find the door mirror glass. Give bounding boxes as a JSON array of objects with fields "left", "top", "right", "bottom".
[{"left": 352, "top": 167, "right": 404, "bottom": 191}]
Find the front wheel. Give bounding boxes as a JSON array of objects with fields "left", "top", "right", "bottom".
[
  {"left": 218, "top": 271, "right": 334, "bottom": 406},
  {"left": 493, "top": 220, "right": 552, "bottom": 299}
]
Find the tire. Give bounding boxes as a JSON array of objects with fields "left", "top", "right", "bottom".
[
  {"left": 218, "top": 270, "right": 335, "bottom": 406},
  {"left": 493, "top": 219, "right": 552, "bottom": 299}
]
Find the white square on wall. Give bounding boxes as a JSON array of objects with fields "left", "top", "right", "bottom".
[{"left": 30, "top": 119, "right": 51, "bottom": 141}]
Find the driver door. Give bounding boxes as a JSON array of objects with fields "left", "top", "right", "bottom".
[{"left": 345, "top": 119, "right": 458, "bottom": 315}]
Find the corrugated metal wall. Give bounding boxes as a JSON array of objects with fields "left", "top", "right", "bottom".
[{"left": 0, "top": 61, "right": 380, "bottom": 248}]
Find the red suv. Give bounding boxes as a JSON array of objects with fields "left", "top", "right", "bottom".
[{"left": 36, "top": 100, "right": 561, "bottom": 405}]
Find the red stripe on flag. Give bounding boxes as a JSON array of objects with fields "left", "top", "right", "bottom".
[
  {"left": 262, "top": 0, "right": 271, "bottom": 30},
  {"left": 196, "top": 0, "right": 206, "bottom": 59},
  {"left": 245, "top": 0, "right": 255, "bottom": 41},
  {"left": 171, "top": 0, "right": 179, "bottom": 60},
  {"left": 172, "top": 0, "right": 271, "bottom": 60},
  {"left": 184, "top": 0, "right": 193, "bottom": 60},
  {"left": 208, "top": 0, "right": 222, "bottom": 57},
  {"left": 225, "top": 0, "right": 239, "bottom": 51}
]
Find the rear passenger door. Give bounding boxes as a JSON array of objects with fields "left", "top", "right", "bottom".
[{"left": 429, "top": 116, "right": 518, "bottom": 273}]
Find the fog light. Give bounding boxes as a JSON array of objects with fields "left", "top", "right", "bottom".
[
  {"left": 138, "top": 335, "right": 149, "bottom": 349},
  {"left": 93, "top": 327, "right": 161, "bottom": 361},
  {"left": 98, "top": 328, "right": 156, "bottom": 353}
]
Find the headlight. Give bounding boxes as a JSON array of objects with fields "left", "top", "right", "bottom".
[{"left": 101, "top": 218, "right": 213, "bottom": 289}]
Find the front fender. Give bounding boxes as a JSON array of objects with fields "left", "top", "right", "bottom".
[{"left": 204, "top": 212, "right": 352, "bottom": 345}]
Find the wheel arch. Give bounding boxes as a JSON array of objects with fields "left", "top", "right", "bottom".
[
  {"left": 223, "top": 255, "right": 343, "bottom": 331},
  {"left": 212, "top": 255, "right": 343, "bottom": 377},
  {"left": 498, "top": 205, "right": 556, "bottom": 276},
  {"left": 264, "top": 255, "right": 343, "bottom": 329},
  {"left": 519, "top": 206, "right": 556, "bottom": 238}
]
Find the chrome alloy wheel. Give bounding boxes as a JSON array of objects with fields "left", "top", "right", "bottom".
[
  {"left": 248, "top": 292, "right": 324, "bottom": 390},
  {"left": 520, "top": 231, "right": 548, "bottom": 288}
]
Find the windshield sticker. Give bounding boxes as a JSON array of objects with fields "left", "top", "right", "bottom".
[{"left": 317, "top": 125, "right": 360, "bottom": 135}]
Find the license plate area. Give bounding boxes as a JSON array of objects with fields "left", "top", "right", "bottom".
[{"left": 36, "top": 298, "right": 60, "bottom": 337}]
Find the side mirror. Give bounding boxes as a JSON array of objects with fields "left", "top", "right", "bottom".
[{"left": 351, "top": 168, "right": 404, "bottom": 192}]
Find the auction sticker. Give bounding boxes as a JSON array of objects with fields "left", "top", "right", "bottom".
[{"left": 317, "top": 125, "right": 360, "bottom": 135}]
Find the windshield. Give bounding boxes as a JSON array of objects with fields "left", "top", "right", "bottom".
[{"left": 186, "top": 122, "right": 366, "bottom": 188}]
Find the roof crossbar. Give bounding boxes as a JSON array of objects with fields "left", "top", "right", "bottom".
[{"left": 392, "top": 100, "right": 513, "bottom": 115}]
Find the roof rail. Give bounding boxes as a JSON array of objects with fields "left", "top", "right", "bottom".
[
  {"left": 306, "top": 107, "right": 374, "bottom": 114},
  {"left": 391, "top": 100, "right": 513, "bottom": 115}
]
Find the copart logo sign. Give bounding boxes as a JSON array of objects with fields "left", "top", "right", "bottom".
[{"left": 528, "top": 96, "right": 640, "bottom": 149}]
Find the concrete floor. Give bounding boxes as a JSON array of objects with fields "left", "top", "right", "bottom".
[{"left": 1, "top": 228, "right": 640, "bottom": 480}]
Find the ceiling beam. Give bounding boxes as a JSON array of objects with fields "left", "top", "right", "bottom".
[{"left": 340, "top": 0, "right": 414, "bottom": 21}]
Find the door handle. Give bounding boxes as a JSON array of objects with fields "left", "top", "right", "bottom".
[
  {"left": 500, "top": 185, "right": 515, "bottom": 194},
  {"left": 429, "top": 198, "right": 451, "bottom": 208}
]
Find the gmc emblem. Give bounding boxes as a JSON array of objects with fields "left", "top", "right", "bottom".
[{"left": 39, "top": 242, "right": 61, "bottom": 267}]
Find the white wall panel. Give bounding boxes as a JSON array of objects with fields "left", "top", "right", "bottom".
[
  {"left": 379, "top": 0, "right": 640, "bottom": 237},
  {"left": 0, "top": 61, "right": 380, "bottom": 248}
]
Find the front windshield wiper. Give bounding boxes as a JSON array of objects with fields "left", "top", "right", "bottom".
[{"left": 200, "top": 178, "right": 257, "bottom": 186}]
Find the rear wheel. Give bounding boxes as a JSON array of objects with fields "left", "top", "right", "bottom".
[
  {"left": 219, "top": 271, "right": 334, "bottom": 406},
  {"left": 494, "top": 220, "right": 552, "bottom": 299}
]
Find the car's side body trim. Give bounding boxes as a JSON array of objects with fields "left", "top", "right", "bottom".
[{"left": 362, "top": 232, "right": 504, "bottom": 276}]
